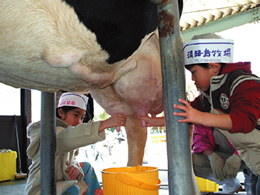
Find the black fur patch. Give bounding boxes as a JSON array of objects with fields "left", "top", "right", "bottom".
[{"left": 64, "top": 0, "right": 183, "bottom": 64}]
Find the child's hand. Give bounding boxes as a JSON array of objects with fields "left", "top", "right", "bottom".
[
  {"left": 99, "top": 114, "right": 127, "bottom": 132},
  {"left": 173, "top": 98, "right": 203, "bottom": 124},
  {"left": 138, "top": 115, "right": 165, "bottom": 127},
  {"left": 107, "top": 114, "right": 127, "bottom": 127},
  {"left": 67, "top": 165, "right": 81, "bottom": 181},
  {"left": 138, "top": 116, "right": 152, "bottom": 127}
]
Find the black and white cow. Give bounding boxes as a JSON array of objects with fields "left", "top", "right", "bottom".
[
  {"left": 0, "top": 0, "right": 182, "bottom": 164},
  {"left": 0, "top": 1, "right": 201, "bottom": 193},
  {"left": 0, "top": 0, "right": 182, "bottom": 91}
]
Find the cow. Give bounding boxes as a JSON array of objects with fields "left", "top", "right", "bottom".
[
  {"left": 0, "top": 0, "right": 201, "bottom": 193},
  {"left": 0, "top": 0, "right": 182, "bottom": 164}
]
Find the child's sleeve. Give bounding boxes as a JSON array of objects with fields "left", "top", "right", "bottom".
[
  {"left": 56, "top": 120, "right": 106, "bottom": 153},
  {"left": 192, "top": 124, "right": 215, "bottom": 154},
  {"left": 191, "top": 95, "right": 210, "bottom": 112},
  {"left": 229, "top": 80, "right": 260, "bottom": 133}
]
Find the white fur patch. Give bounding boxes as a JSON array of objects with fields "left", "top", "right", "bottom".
[{"left": 43, "top": 46, "right": 83, "bottom": 67}]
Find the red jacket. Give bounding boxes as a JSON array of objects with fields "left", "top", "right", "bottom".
[{"left": 191, "top": 62, "right": 260, "bottom": 134}]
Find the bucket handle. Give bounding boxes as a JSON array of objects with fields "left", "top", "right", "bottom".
[{"left": 116, "top": 172, "right": 161, "bottom": 190}]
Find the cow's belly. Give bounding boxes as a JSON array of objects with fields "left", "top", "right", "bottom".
[
  {"left": 90, "top": 31, "right": 163, "bottom": 166},
  {"left": 90, "top": 31, "right": 163, "bottom": 117}
]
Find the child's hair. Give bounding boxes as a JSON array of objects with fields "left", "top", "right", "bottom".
[
  {"left": 185, "top": 63, "right": 226, "bottom": 75},
  {"left": 56, "top": 106, "right": 78, "bottom": 119},
  {"left": 185, "top": 63, "right": 208, "bottom": 71}
]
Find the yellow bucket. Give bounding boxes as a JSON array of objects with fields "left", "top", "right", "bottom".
[
  {"left": 196, "top": 177, "right": 219, "bottom": 192},
  {"left": 102, "top": 165, "right": 161, "bottom": 195}
]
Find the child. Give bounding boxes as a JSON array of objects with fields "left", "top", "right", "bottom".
[
  {"left": 192, "top": 124, "right": 251, "bottom": 194},
  {"left": 26, "top": 92, "right": 127, "bottom": 195},
  {"left": 173, "top": 33, "right": 260, "bottom": 177},
  {"left": 139, "top": 33, "right": 260, "bottom": 193}
]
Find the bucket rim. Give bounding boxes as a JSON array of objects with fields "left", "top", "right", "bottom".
[{"left": 101, "top": 165, "right": 159, "bottom": 174}]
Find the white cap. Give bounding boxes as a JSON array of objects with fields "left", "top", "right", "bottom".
[
  {"left": 183, "top": 33, "right": 234, "bottom": 65},
  {"left": 58, "top": 92, "right": 89, "bottom": 111}
]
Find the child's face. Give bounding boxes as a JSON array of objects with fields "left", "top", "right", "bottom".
[
  {"left": 60, "top": 108, "right": 86, "bottom": 126},
  {"left": 189, "top": 64, "right": 218, "bottom": 92}
]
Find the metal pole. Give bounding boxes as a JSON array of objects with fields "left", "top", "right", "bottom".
[
  {"left": 41, "top": 92, "right": 56, "bottom": 195},
  {"left": 152, "top": 0, "right": 193, "bottom": 194}
]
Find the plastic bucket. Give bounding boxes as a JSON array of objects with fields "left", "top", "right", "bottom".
[{"left": 102, "top": 165, "right": 161, "bottom": 195}]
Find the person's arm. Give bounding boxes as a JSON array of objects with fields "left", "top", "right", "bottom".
[
  {"left": 193, "top": 126, "right": 226, "bottom": 181},
  {"left": 180, "top": 80, "right": 260, "bottom": 133},
  {"left": 56, "top": 122, "right": 104, "bottom": 154},
  {"left": 228, "top": 81, "right": 260, "bottom": 133},
  {"left": 98, "top": 114, "right": 127, "bottom": 132},
  {"left": 138, "top": 116, "right": 165, "bottom": 127},
  {"left": 56, "top": 114, "right": 127, "bottom": 153},
  {"left": 192, "top": 125, "right": 215, "bottom": 154},
  {"left": 192, "top": 125, "right": 225, "bottom": 180},
  {"left": 190, "top": 95, "right": 209, "bottom": 113},
  {"left": 174, "top": 98, "right": 233, "bottom": 131},
  {"left": 202, "top": 149, "right": 214, "bottom": 157}
]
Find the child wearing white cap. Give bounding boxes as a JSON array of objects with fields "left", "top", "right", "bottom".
[
  {"left": 138, "top": 33, "right": 260, "bottom": 194},
  {"left": 26, "top": 92, "right": 127, "bottom": 195},
  {"left": 173, "top": 33, "right": 260, "bottom": 193}
]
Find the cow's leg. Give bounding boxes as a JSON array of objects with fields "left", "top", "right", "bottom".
[{"left": 125, "top": 115, "right": 147, "bottom": 166}]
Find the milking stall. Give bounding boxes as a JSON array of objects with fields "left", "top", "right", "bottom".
[{"left": 0, "top": 0, "right": 260, "bottom": 194}]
